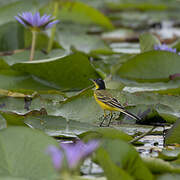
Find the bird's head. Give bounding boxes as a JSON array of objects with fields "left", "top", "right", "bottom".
[{"left": 90, "top": 78, "right": 106, "bottom": 90}]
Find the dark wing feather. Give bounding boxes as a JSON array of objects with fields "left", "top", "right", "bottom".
[
  {"left": 95, "top": 90, "right": 124, "bottom": 109},
  {"left": 95, "top": 90, "right": 141, "bottom": 120}
]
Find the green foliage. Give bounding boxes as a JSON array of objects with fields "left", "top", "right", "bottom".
[
  {"left": 41, "top": 1, "right": 114, "bottom": 30},
  {"left": 11, "top": 52, "right": 100, "bottom": 90},
  {"left": 0, "top": 126, "right": 58, "bottom": 180},
  {"left": 139, "top": 33, "right": 161, "bottom": 53},
  {"left": 165, "top": 119, "right": 180, "bottom": 145},
  {"left": 96, "top": 147, "right": 133, "bottom": 180},
  {"left": 1, "top": 0, "right": 180, "bottom": 179},
  {"left": 79, "top": 128, "right": 133, "bottom": 141},
  {"left": 116, "top": 51, "right": 180, "bottom": 82},
  {"left": 96, "top": 139, "right": 154, "bottom": 180},
  {"left": 0, "top": 22, "right": 24, "bottom": 51},
  {"left": 143, "top": 157, "right": 180, "bottom": 174}
]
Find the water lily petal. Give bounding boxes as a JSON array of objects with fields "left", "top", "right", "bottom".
[
  {"left": 46, "top": 145, "right": 63, "bottom": 170},
  {"left": 14, "top": 16, "right": 27, "bottom": 27},
  {"left": 45, "top": 20, "right": 60, "bottom": 29}
]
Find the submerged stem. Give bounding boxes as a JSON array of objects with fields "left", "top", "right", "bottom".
[
  {"left": 130, "top": 126, "right": 156, "bottom": 144},
  {"left": 47, "top": 1, "right": 59, "bottom": 53},
  {"left": 30, "top": 30, "right": 37, "bottom": 61}
]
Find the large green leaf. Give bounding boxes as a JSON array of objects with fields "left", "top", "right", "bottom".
[
  {"left": 0, "top": 69, "right": 58, "bottom": 91},
  {"left": 0, "top": 126, "right": 58, "bottom": 180},
  {"left": 96, "top": 147, "right": 133, "bottom": 180},
  {"left": 56, "top": 89, "right": 102, "bottom": 124},
  {"left": 24, "top": 114, "right": 96, "bottom": 136},
  {"left": 41, "top": 1, "right": 114, "bottom": 30},
  {"left": 11, "top": 52, "right": 100, "bottom": 90},
  {"left": 116, "top": 51, "right": 180, "bottom": 82},
  {"left": 96, "top": 139, "right": 153, "bottom": 180}
]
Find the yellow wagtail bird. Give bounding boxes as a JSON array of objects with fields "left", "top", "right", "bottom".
[{"left": 90, "top": 78, "right": 141, "bottom": 126}]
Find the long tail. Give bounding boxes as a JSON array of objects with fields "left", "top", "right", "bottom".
[{"left": 119, "top": 108, "right": 141, "bottom": 120}]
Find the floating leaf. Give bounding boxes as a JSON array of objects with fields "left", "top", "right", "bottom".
[
  {"left": 24, "top": 114, "right": 96, "bottom": 136},
  {"left": 96, "top": 139, "right": 153, "bottom": 180},
  {"left": 0, "top": 69, "right": 58, "bottom": 91},
  {"left": 12, "top": 52, "right": 100, "bottom": 90},
  {"left": 96, "top": 147, "right": 133, "bottom": 180},
  {"left": 0, "top": 126, "right": 58, "bottom": 180},
  {"left": 56, "top": 30, "right": 110, "bottom": 54},
  {"left": 143, "top": 157, "right": 180, "bottom": 174},
  {"left": 158, "top": 148, "right": 180, "bottom": 161},
  {"left": 41, "top": 1, "right": 114, "bottom": 30},
  {"left": 116, "top": 51, "right": 180, "bottom": 82},
  {"left": 139, "top": 33, "right": 161, "bottom": 53},
  {"left": 79, "top": 128, "right": 133, "bottom": 142}
]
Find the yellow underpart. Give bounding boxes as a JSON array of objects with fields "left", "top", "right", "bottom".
[{"left": 94, "top": 93, "right": 118, "bottom": 111}]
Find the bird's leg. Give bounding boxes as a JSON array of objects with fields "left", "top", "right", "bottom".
[
  {"left": 107, "top": 111, "right": 113, "bottom": 126},
  {"left": 99, "top": 110, "right": 107, "bottom": 127}
]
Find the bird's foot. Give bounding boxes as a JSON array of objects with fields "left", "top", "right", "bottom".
[
  {"left": 99, "top": 114, "right": 110, "bottom": 127},
  {"left": 99, "top": 113, "right": 115, "bottom": 127}
]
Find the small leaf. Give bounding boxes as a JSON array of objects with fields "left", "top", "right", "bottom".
[
  {"left": 139, "top": 33, "right": 161, "bottom": 53},
  {"left": 165, "top": 119, "right": 180, "bottom": 145}
]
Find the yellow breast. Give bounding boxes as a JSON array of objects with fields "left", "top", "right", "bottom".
[{"left": 94, "top": 92, "right": 118, "bottom": 111}]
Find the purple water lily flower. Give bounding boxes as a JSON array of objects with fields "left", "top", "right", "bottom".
[
  {"left": 154, "top": 44, "right": 177, "bottom": 53},
  {"left": 15, "top": 12, "right": 59, "bottom": 30},
  {"left": 46, "top": 145, "right": 63, "bottom": 170},
  {"left": 46, "top": 140, "right": 99, "bottom": 170},
  {"left": 61, "top": 140, "right": 99, "bottom": 169}
]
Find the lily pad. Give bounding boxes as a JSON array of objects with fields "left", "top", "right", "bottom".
[
  {"left": 41, "top": 1, "right": 114, "bottom": 30},
  {"left": 24, "top": 114, "right": 96, "bottom": 136},
  {"left": 0, "top": 69, "right": 58, "bottom": 91},
  {"left": 116, "top": 51, "right": 180, "bottom": 82},
  {"left": 96, "top": 139, "right": 153, "bottom": 180},
  {"left": 0, "top": 126, "right": 58, "bottom": 180},
  {"left": 12, "top": 52, "right": 100, "bottom": 90},
  {"left": 79, "top": 128, "right": 133, "bottom": 142},
  {"left": 96, "top": 147, "right": 133, "bottom": 180}
]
